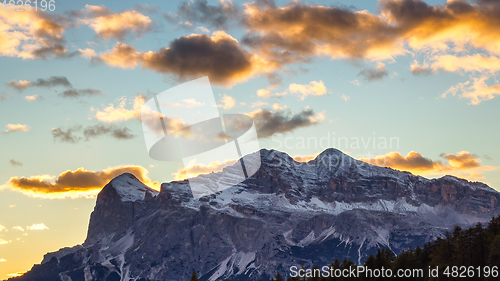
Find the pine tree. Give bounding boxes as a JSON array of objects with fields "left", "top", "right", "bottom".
[{"left": 190, "top": 271, "right": 199, "bottom": 281}]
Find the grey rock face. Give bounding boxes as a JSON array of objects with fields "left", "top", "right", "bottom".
[{"left": 12, "top": 149, "right": 500, "bottom": 281}]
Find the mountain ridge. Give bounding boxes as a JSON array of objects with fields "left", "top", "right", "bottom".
[{"left": 10, "top": 148, "right": 500, "bottom": 281}]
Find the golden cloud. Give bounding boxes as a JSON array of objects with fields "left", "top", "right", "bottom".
[
  {"left": 3, "top": 165, "right": 160, "bottom": 199},
  {"left": 80, "top": 5, "right": 152, "bottom": 40},
  {"left": 359, "top": 150, "right": 497, "bottom": 179},
  {"left": 293, "top": 153, "right": 320, "bottom": 162},
  {"left": 173, "top": 159, "right": 239, "bottom": 180},
  {"left": 0, "top": 5, "right": 68, "bottom": 59}
]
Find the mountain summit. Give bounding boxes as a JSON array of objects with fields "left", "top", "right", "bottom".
[{"left": 12, "top": 148, "right": 500, "bottom": 281}]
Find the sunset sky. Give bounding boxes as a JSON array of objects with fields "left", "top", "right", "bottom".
[{"left": 1, "top": 0, "right": 500, "bottom": 278}]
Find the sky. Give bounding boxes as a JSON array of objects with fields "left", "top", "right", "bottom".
[{"left": 1, "top": 0, "right": 500, "bottom": 279}]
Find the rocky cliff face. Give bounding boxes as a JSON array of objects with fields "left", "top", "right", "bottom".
[{"left": 11, "top": 149, "right": 500, "bottom": 281}]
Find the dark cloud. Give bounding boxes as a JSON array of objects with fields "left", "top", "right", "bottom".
[
  {"left": 357, "top": 64, "right": 389, "bottom": 81},
  {"left": 240, "top": 0, "right": 500, "bottom": 65},
  {"left": 241, "top": 2, "right": 400, "bottom": 63},
  {"left": 100, "top": 33, "right": 273, "bottom": 86},
  {"left": 169, "top": 0, "right": 239, "bottom": 30},
  {"left": 60, "top": 88, "right": 102, "bottom": 98},
  {"left": 9, "top": 160, "right": 23, "bottom": 167},
  {"left": 51, "top": 126, "right": 82, "bottom": 143},
  {"left": 83, "top": 124, "right": 135, "bottom": 140},
  {"left": 7, "top": 76, "right": 72, "bottom": 90},
  {"left": 53, "top": 124, "right": 135, "bottom": 143},
  {"left": 411, "top": 65, "right": 433, "bottom": 76},
  {"left": 248, "top": 108, "right": 325, "bottom": 138}
]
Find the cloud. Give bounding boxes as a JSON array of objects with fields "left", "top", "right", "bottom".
[
  {"left": 272, "top": 103, "right": 285, "bottom": 111},
  {"left": 162, "top": 98, "right": 205, "bottom": 108},
  {"left": 380, "top": 0, "right": 500, "bottom": 55},
  {"left": 250, "top": 100, "right": 268, "bottom": 108},
  {"left": 293, "top": 153, "right": 320, "bottom": 162},
  {"left": 410, "top": 60, "right": 433, "bottom": 76},
  {"left": 219, "top": 94, "right": 236, "bottom": 109},
  {"left": 25, "top": 94, "right": 41, "bottom": 101},
  {"left": 0, "top": 239, "right": 7, "bottom": 245},
  {"left": 430, "top": 54, "right": 500, "bottom": 73},
  {"left": 51, "top": 126, "right": 81, "bottom": 143},
  {"left": 82, "top": 124, "right": 135, "bottom": 140},
  {"left": 358, "top": 62, "right": 388, "bottom": 82},
  {"left": 247, "top": 107, "right": 325, "bottom": 138},
  {"left": 241, "top": 0, "right": 500, "bottom": 75},
  {"left": 359, "top": 151, "right": 498, "bottom": 179},
  {"left": 12, "top": 226, "right": 24, "bottom": 232},
  {"left": 9, "top": 160, "right": 23, "bottom": 167},
  {"left": 7, "top": 76, "right": 72, "bottom": 90},
  {"left": 27, "top": 223, "right": 48, "bottom": 230},
  {"left": 52, "top": 124, "right": 135, "bottom": 143},
  {"left": 350, "top": 80, "right": 361, "bottom": 86},
  {"left": 80, "top": 5, "right": 152, "bottom": 40},
  {"left": 78, "top": 48, "right": 96, "bottom": 59},
  {"left": 288, "top": 80, "right": 328, "bottom": 100},
  {"left": 92, "top": 95, "right": 190, "bottom": 138},
  {"left": 4, "top": 124, "right": 29, "bottom": 133},
  {"left": 93, "top": 95, "right": 145, "bottom": 123},
  {"left": 443, "top": 76, "right": 500, "bottom": 105},
  {"left": 0, "top": 6, "right": 69, "bottom": 59},
  {"left": 255, "top": 80, "right": 327, "bottom": 100},
  {"left": 167, "top": 0, "right": 239, "bottom": 30},
  {"left": 257, "top": 89, "right": 273, "bottom": 98},
  {"left": 173, "top": 159, "right": 239, "bottom": 180},
  {"left": 2, "top": 165, "right": 160, "bottom": 199},
  {"left": 341, "top": 94, "right": 350, "bottom": 101},
  {"left": 242, "top": 1, "right": 403, "bottom": 62},
  {"left": 59, "top": 88, "right": 102, "bottom": 98},
  {"left": 0, "top": 225, "right": 6, "bottom": 232},
  {"left": 99, "top": 32, "right": 277, "bottom": 87}
]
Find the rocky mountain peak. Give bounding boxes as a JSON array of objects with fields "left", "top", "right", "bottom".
[{"left": 96, "top": 173, "right": 159, "bottom": 205}]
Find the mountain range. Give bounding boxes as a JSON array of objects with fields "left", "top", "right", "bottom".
[{"left": 10, "top": 148, "right": 500, "bottom": 281}]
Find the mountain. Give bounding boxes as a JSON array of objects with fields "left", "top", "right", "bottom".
[{"left": 10, "top": 148, "right": 500, "bottom": 281}]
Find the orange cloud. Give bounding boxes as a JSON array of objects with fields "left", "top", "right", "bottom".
[
  {"left": 99, "top": 31, "right": 278, "bottom": 87},
  {"left": 3, "top": 165, "right": 160, "bottom": 199},
  {"left": 359, "top": 151, "right": 497, "bottom": 179},
  {"left": 242, "top": 2, "right": 404, "bottom": 61},
  {"left": 4, "top": 124, "right": 29, "bottom": 133},
  {"left": 242, "top": 0, "right": 500, "bottom": 71},
  {"left": 80, "top": 5, "right": 152, "bottom": 40},
  {"left": 173, "top": 159, "right": 239, "bottom": 180},
  {"left": 293, "top": 153, "right": 320, "bottom": 162},
  {"left": 0, "top": 5, "right": 68, "bottom": 59}
]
